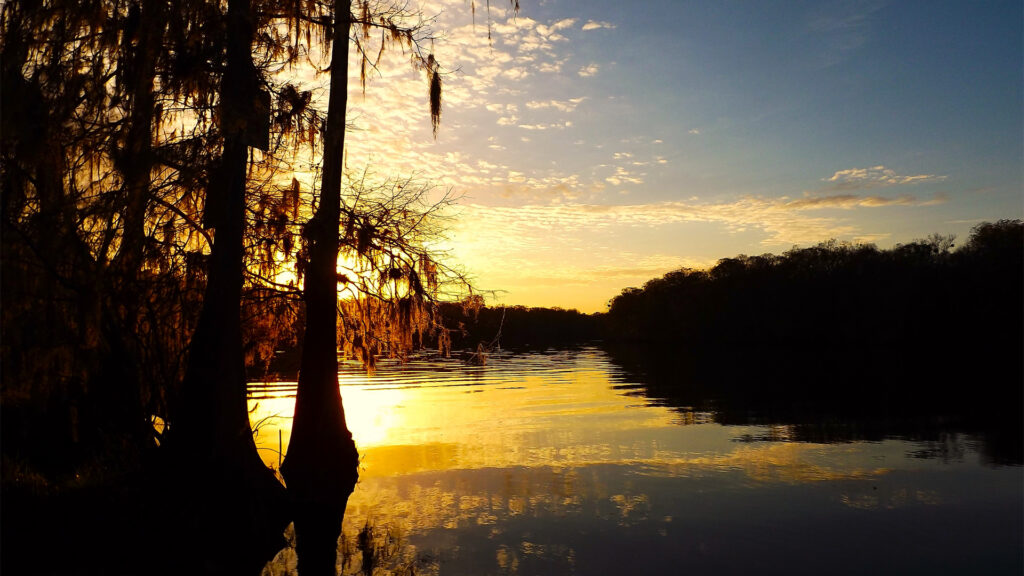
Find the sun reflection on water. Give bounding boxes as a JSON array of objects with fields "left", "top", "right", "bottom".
[
  {"left": 248, "top": 350, "right": 931, "bottom": 493},
  {"left": 252, "top": 349, "right": 1023, "bottom": 576}
]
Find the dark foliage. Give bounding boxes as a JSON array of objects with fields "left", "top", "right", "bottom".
[
  {"left": 602, "top": 220, "right": 1023, "bottom": 464},
  {"left": 606, "top": 221, "right": 1022, "bottom": 356},
  {"left": 0, "top": 0, "right": 486, "bottom": 572},
  {"left": 438, "top": 302, "right": 603, "bottom": 350}
]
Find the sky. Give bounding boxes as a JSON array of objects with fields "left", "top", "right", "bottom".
[{"left": 327, "top": 0, "right": 1022, "bottom": 313}]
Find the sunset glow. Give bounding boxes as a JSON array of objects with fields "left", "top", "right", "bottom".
[
  {"left": 313, "top": 0, "right": 1024, "bottom": 312},
  {"left": 6, "top": 1, "right": 1020, "bottom": 573}
]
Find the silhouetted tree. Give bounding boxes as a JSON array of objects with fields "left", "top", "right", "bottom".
[
  {"left": 280, "top": 0, "right": 359, "bottom": 512},
  {"left": 1, "top": 0, "right": 517, "bottom": 570},
  {"left": 437, "top": 302, "right": 602, "bottom": 350},
  {"left": 1, "top": 0, "right": 184, "bottom": 480},
  {"left": 276, "top": 4, "right": 478, "bottom": 570}
]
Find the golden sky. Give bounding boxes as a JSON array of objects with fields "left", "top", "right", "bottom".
[{"left": 296, "top": 0, "right": 1022, "bottom": 312}]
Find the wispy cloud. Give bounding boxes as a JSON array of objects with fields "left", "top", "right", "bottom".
[
  {"left": 482, "top": 254, "right": 697, "bottom": 287},
  {"left": 806, "top": 0, "right": 886, "bottom": 68},
  {"left": 582, "top": 20, "right": 616, "bottom": 31},
  {"left": 605, "top": 166, "right": 644, "bottom": 186},
  {"left": 822, "top": 165, "right": 947, "bottom": 190},
  {"left": 578, "top": 63, "right": 600, "bottom": 77},
  {"left": 319, "top": 2, "right": 600, "bottom": 210},
  {"left": 457, "top": 191, "right": 944, "bottom": 249},
  {"left": 786, "top": 193, "right": 945, "bottom": 209},
  {"left": 517, "top": 121, "right": 573, "bottom": 131},
  {"left": 446, "top": 184, "right": 946, "bottom": 310},
  {"left": 525, "top": 97, "right": 587, "bottom": 113}
]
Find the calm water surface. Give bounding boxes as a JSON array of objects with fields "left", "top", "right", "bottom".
[{"left": 250, "top": 347, "right": 1022, "bottom": 575}]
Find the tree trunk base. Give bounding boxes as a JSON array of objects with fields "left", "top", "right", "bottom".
[
  {"left": 293, "top": 494, "right": 354, "bottom": 576},
  {"left": 150, "top": 442, "right": 291, "bottom": 574}
]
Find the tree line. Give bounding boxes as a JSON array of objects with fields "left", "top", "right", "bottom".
[
  {"left": 604, "top": 220, "right": 1022, "bottom": 354},
  {"left": 436, "top": 297, "right": 603, "bottom": 352},
  {"left": 600, "top": 220, "right": 1023, "bottom": 463},
  {"left": 369, "top": 219, "right": 1022, "bottom": 364},
  {"left": 421, "top": 220, "right": 1022, "bottom": 363},
  {"left": 424, "top": 220, "right": 1021, "bottom": 462}
]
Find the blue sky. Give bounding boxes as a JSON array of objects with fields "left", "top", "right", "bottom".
[{"left": 332, "top": 0, "right": 1022, "bottom": 312}]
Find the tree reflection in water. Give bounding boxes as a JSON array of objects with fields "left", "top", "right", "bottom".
[
  {"left": 250, "top": 347, "right": 1022, "bottom": 576},
  {"left": 264, "top": 514, "right": 437, "bottom": 575}
]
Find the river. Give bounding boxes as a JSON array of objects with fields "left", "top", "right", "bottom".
[{"left": 249, "top": 346, "right": 1022, "bottom": 575}]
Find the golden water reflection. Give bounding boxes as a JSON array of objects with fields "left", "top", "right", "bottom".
[
  {"left": 251, "top": 349, "right": 1023, "bottom": 575},
  {"left": 250, "top": 353, "right": 903, "bottom": 478}
]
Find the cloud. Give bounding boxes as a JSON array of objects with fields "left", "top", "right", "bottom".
[
  {"left": 822, "top": 166, "right": 947, "bottom": 190},
  {"left": 536, "top": 18, "right": 577, "bottom": 38},
  {"left": 517, "top": 121, "right": 572, "bottom": 131},
  {"left": 578, "top": 63, "right": 600, "bottom": 77},
  {"left": 448, "top": 186, "right": 946, "bottom": 310},
  {"left": 536, "top": 58, "right": 569, "bottom": 74},
  {"left": 457, "top": 190, "right": 945, "bottom": 249},
  {"left": 486, "top": 254, "right": 697, "bottom": 286},
  {"left": 321, "top": 1, "right": 597, "bottom": 206},
  {"left": 582, "top": 20, "right": 616, "bottom": 31},
  {"left": 806, "top": 1, "right": 886, "bottom": 68},
  {"left": 605, "top": 166, "right": 644, "bottom": 186},
  {"left": 524, "top": 97, "right": 586, "bottom": 113},
  {"left": 785, "top": 194, "right": 922, "bottom": 209},
  {"left": 688, "top": 128, "right": 701, "bottom": 135}
]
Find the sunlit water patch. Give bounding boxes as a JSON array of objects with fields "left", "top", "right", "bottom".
[{"left": 251, "top": 347, "right": 1022, "bottom": 575}]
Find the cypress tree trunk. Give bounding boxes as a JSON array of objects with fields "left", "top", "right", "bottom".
[
  {"left": 102, "top": 0, "right": 166, "bottom": 462},
  {"left": 168, "top": 0, "right": 288, "bottom": 568},
  {"left": 281, "top": 0, "right": 358, "bottom": 506},
  {"left": 281, "top": 5, "right": 359, "bottom": 572},
  {"left": 175, "top": 0, "right": 256, "bottom": 472},
  {"left": 117, "top": 0, "right": 162, "bottom": 276}
]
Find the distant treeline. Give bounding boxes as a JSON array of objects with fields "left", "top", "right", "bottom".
[
  {"left": 436, "top": 302, "right": 603, "bottom": 350},
  {"left": 598, "top": 220, "right": 1023, "bottom": 464},
  {"left": 436, "top": 220, "right": 1022, "bottom": 356},
  {"left": 604, "top": 220, "right": 1022, "bottom": 355},
  {"left": 423, "top": 220, "right": 1023, "bottom": 358}
]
